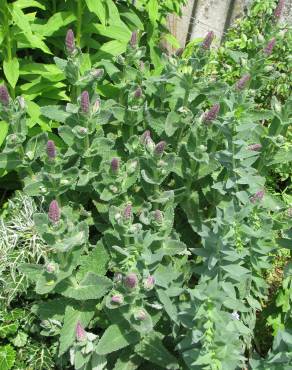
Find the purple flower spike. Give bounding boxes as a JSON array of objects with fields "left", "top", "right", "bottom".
[
  {"left": 123, "top": 203, "right": 132, "bottom": 220},
  {"left": 248, "top": 144, "right": 262, "bottom": 151},
  {"left": 203, "top": 103, "right": 220, "bottom": 123},
  {"left": 124, "top": 273, "right": 138, "bottom": 289},
  {"left": 154, "top": 141, "right": 166, "bottom": 156},
  {"left": 274, "top": 0, "right": 285, "bottom": 19},
  {"left": 76, "top": 321, "right": 86, "bottom": 341},
  {"left": 111, "top": 158, "right": 120, "bottom": 173},
  {"left": 134, "top": 86, "right": 142, "bottom": 98},
  {"left": 111, "top": 294, "right": 124, "bottom": 304},
  {"left": 263, "top": 38, "right": 276, "bottom": 56},
  {"left": 154, "top": 210, "right": 163, "bottom": 223},
  {"left": 65, "top": 29, "right": 75, "bottom": 54},
  {"left": 202, "top": 31, "right": 214, "bottom": 50},
  {"left": 0, "top": 85, "right": 10, "bottom": 106},
  {"left": 48, "top": 200, "right": 60, "bottom": 223},
  {"left": 130, "top": 31, "right": 138, "bottom": 48},
  {"left": 80, "top": 91, "right": 90, "bottom": 113},
  {"left": 47, "top": 140, "right": 56, "bottom": 159},
  {"left": 235, "top": 74, "right": 251, "bottom": 90},
  {"left": 144, "top": 275, "right": 155, "bottom": 290},
  {"left": 250, "top": 190, "right": 265, "bottom": 204}
]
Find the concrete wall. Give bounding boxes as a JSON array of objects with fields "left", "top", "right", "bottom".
[{"left": 167, "top": 0, "right": 292, "bottom": 51}]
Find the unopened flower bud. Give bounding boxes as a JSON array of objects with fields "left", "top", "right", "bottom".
[
  {"left": 154, "top": 210, "right": 163, "bottom": 223},
  {"left": 250, "top": 190, "right": 265, "bottom": 203},
  {"left": 235, "top": 74, "right": 251, "bottom": 90},
  {"left": 248, "top": 144, "right": 262, "bottom": 151},
  {"left": 144, "top": 275, "right": 155, "bottom": 290},
  {"left": 46, "top": 262, "right": 57, "bottom": 273},
  {"left": 274, "top": 0, "right": 285, "bottom": 19},
  {"left": 134, "top": 86, "right": 142, "bottom": 98},
  {"left": 47, "top": 140, "right": 56, "bottom": 159},
  {"left": 79, "top": 127, "right": 87, "bottom": 134},
  {"left": 141, "top": 130, "right": 151, "bottom": 145},
  {"left": 65, "top": 29, "right": 76, "bottom": 54},
  {"left": 202, "top": 31, "right": 214, "bottom": 50},
  {"left": 92, "top": 99, "right": 100, "bottom": 114},
  {"left": 111, "top": 294, "right": 124, "bottom": 304},
  {"left": 130, "top": 31, "right": 138, "bottom": 48},
  {"left": 203, "top": 103, "right": 220, "bottom": 123},
  {"left": 114, "top": 272, "right": 123, "bottom": 283},
  {"left": 154, "top": 141, "right": 166, "bottom": 156},
  {"left": 18, "top": 96, "right": 25, "bottom": 109},
  {"left": 135, "top": 309, "right": 146, "bottom": 321},
  {"left": 124, "top": 273, "right": 138, "bottom": 289},
  {"left": 263, "top": 38, "right": 276, "bottom": 56},
  {"left": 0, "top": 85, "right": 10, "bottom": 106},
  {"left": 48, "top": 200, "right": 60, "bottom": 223},
  {"left": 128, "top": 160, "right": 138, "bottom": 174},
  {"left": 123, "top": 204, "right": 132, "bottom": 220},
  {"left": 80, "top": 91, "right": 90, "bottom": 113},
  {"left": 76, "top": 321, "right": 86, "bottom": 341},
  {"left": 90, "top": 68, "right": 103, "bottom": 78},
  {"left": 111, "top": 158, "right": 120, "bottom": 173}
]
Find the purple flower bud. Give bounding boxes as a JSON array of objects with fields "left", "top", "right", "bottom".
[
  {"left": 0, "top": 85, "right": 10, "bottom": 106},
  {"left": 90, "top": 69, "right": 103, "bottom": 78},
  {"left": 141, "top": 130, "right": 151, "bottom": 144},
  {"left": 80, "top": 91, "right": 90, "bottom": 113},
  {"left": 203, "top": 103, "right": 220, "bottom": 123},
  {"left": 123, "top": 204, "right": 132, "bottom": 220},
  {"left": 144, "top": 275, "right": 155, "bottom": 290},
  {"left": 263, "top": 38, "right": 276, "bottom": 56},
  {"left": 124, "top": 273, "right": 138, "bottom": 289},
  {"left": 111, "top": 158, "right": 120, "bottom": 173},
  {"left": 47, "top": 140, "right": 56, "bottom": 159},
  {"left": 111, "top": 294, "right": 124, "bottom": 304},
  {"left": 48, "top": 200, "right": 60, "bottom": 223},
  {"left": 130, "top": 31, "right": 138, "bottom": 48},
  {"left": 76, "top": 321, "right": 86, "bottom": 341},
  {"left": 154, "top": 141, "right": 166, "bottom": 156},
  {"left": 65, "top": 29, "right": 76, "bottom": 54},
  {"left": 135, "top": 309, "right": 146, "bottom": 321},
  {"left": 250, "top": 190, "right": 265, "bottom": 203},
  {"left": 202, "top": 31, "right": 214, "bottom": 50},
  {"left": 235, "top": 74, "right": 251, "bottom": 91},
  {"left": 134, "top": 86, "right": 142, "bottom": 98},
  {"left": 248, "top": 144, "right": 262, "bottom": 151},
  {"left": 46, "top": 262, "right": 56, "bottom": 273},
  {"left": 154, "top": 210, "right": 163, "bottom": 223},
  {"left": 274, "top": 0, "right": 285, "bottom": 19}
]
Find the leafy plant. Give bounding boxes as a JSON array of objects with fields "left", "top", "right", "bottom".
[{"left": 0, "top": 2, "right": 291, "bottom": 369}]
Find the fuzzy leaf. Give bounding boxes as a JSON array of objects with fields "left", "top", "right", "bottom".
[{"left": 0, "top": 345, "right": 16, "bottom": 370}]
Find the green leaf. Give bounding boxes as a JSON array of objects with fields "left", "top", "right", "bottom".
[
  {"left": 56, "top": 273, "right": 112, "bottom": 300},
  {"left": 276, "top": 238, "right": 292, "bottom": 250},
  {"left": 135, "top": 331, "right": 179, "bottom": 369},
  {"left": 11, "top": 331, "right": 28, "bottom": 347},
  {"left": 85, "top": 0, "right": 106, "bottom": 25},
  {"left": 76, "top": 242, "right": 109, "bottom": 280},
  {"left": 18, "top": 263, "right": 43, "bottom": 282},
  {"left": 0, "top": 322, "right": 19, "bottom": 338},
  {"left": 147, "top": 0, "right": 159, "bottom": 24},
  {"left": 165, "top": 111, "right": 180, "bottom": 137},
  {"left": 156, "top": 289, "right": 178, "bottom": 323},
  {"left": 36, "top": 12, "right": 76, "bottom": 37},
  {"left": 0, "top": 121, "right": 8, "bottom": 147},
  {"left": 3, "top": 57, "right": 19, "bottom": 88},
  {"left": 41, "top": 105, "right": 71, "bottom": 123},
  {"left": 0, "top": 153, "right": 22, "bottom": 170},
  {"left": 59, "top": 306, "right": 94, "bottom": 355},
  {"left": 0, "top": 345, "right": 16, "bottom": 370},
  {"left": 96, "top": 324, "right": 140, "bottom": 355}
]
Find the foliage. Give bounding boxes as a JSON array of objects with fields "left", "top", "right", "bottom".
[{"left": 1, "top": 11, "right": 291, "bottom": 368}]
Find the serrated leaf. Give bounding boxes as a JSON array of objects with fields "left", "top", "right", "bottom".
[
  {"left": 96, "top": 324, "right": 140, "bottom": 355},
  {"left": 41, "top": 105, "right": 71, "bottom": 123},
  {"left": 77, "top": 242, "right": 109, "bottom": 280},
  {"left": 3, "top": 57, "right": 19, "bottom": 88},
  {"left": 0, "top": 345, "right": 16, "bottom": 370}
]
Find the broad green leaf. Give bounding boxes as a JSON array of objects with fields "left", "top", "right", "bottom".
[
  {"left": 96, "top": 324, "right": 140, "bottom": 355},
  {"left": 59, "top": 306, "right": 94, "bottom": 355},
  {"left": 3, "top": 57, "right": 19, "bottom": 88},
  {"left": 156, "top": 289, "right": 178, "bottom": 323},
  {"left": 0, "top": 322, "right": 18, "bottom": 338},
  {"left": 95, "top": 40, "right": 127, "bottom": 60},
  {"left": 11, "top": 331, "right": 28, "bottom": 347},
  {"left": 19, "top": 263, "right": 43, "bottom": 282},
  {"left": 35, "top": 12, "right": 76, "bottom": 37},
  {"left": 0, "top": 121, "right": 8, "bottom": 147},
  {"left": 91, "top": 24, "right": 131, "bottom": 43},
  {"left": 56, "top": 273, "right": 112, "bottom": 300},
  {"left": 0, "top": 345, "right": 15, "bottom": 370},
  {"left": 135, "top": 331, "right": 179, "bottom": 369},
  {"left": 76, "top": 242, "right": 109, "bottom": 280},
  {"left": 41, "top": 105, "right": 71, "bottom": 123},
  {"left": 14, "top": 0, "right": 45, "bottom": 9},
  {"left": 85, "top": 0, "right": 106, "bottom": 24},
  {"left": 276, "top": 238, "right": 292, "bottom": 250},
  {"left": 147, "top": 0, "right": 159, "bottom": 24},
  {"left": 0, "top": 153, "right": 22, "bottom": 170}
]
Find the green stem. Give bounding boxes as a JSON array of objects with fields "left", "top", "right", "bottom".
[{"left": 76, "top": 0, "right": 82, "bottom": 47}]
